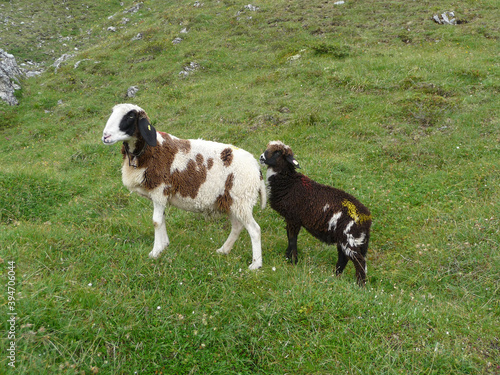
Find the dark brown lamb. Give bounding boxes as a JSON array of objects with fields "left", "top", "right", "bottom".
[{"left": 260, "top": 141, "right": 372, "bottom": 285}]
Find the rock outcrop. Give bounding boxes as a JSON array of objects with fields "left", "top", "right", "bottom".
[{"left": 0, "top": 49, "right": 23, "bottom": 105}]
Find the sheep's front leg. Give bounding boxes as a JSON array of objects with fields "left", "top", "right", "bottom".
[
  {"left": 285, "top": 222, "right": 301, "bottom": 264},
  {"left": 335, "top": 243, "right": 349, "bottom": 276},
  {"left": 149, "top": 201, "right": 169, "bottom": 259},
  {"left": 352, "top": 253, "right": 367, "bottom": 286}
]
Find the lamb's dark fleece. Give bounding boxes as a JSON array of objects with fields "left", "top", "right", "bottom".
[{"left": 260, "top": 141, "right": 372, "bottom": 285}]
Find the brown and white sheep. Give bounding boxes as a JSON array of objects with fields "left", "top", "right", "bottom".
[
  {"left": 102, "top": 103, "right": 266, "bottom": 270},
  {"left": 260, "top": 141, "right": 372, "bottom": 285}
]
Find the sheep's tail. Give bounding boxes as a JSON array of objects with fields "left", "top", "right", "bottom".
[{"left": 259, "top": 178, "right": 267, "bottom": 209}]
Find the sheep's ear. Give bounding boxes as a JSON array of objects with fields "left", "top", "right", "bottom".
[
  {"left": 286, "top": 154, "right": 300, "bottom": 169},
  {"left": 138, "top": 117, "right": 157, "bottom": 147}
]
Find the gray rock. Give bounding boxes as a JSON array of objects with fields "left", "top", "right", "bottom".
[
  {"left": 179, "top": 62, "right": 200, "bottom": 77},
  {"left": 244, "top": 4, "right": 259, "bottom": 11},
  {"left": 124, "top": 3, "right": 143, "bottom": 13},
  {"left": 53, "top": 53, "right": 75, "bottom": 73},
  {"left": 127, "top": 86, "right": 139, "bottom": 98},
  {"left": 0, "top": 49, "right": 23, "bottom": 105},
  {"left": 433, "top": 11, "right": 458, "bottom": 25}
]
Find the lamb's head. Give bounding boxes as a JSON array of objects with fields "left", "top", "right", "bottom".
[
  {"left": 102, "top": 103, "right": 157, "bottom": 147},
  {"left": 260, "top": 141, "right": 300, "bottom": 173}
]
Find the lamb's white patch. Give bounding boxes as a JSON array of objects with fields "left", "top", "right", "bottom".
[
  {"left": 323, "top": 204, "right": 330, "bottom": 212},
  {"left": 343, "top": 219, "right": 366, "bottom": 248},
  {"left": 347, "top": 232, "right": 366, "bottom": 248},
  {"left": 265, "top": 168, "right": 278, "bottom": 182},
  {"left": 328, "top": 211, "right": 342, "bottom": 231},
  {"left": 344, "top": 220, "right": 354, "bottom": 234},
  {"left": 341, "top": 243, "right": 358, "bottom": 258}
]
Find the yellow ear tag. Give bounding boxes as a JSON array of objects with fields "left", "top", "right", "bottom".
[{"left": 148, "top": 125, "right": 151, "bottom": 131}]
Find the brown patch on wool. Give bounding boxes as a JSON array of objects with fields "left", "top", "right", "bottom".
[
  {"left": 127, "top": 133, "right": 207, "bottom": 199},
  {"left": 220, "top": 148, "right": 233, "bottom": 167},
  {"left": 166, "top": 155, "right": 208, "bottom": 199},
  {"left": 195, "top": 153, "right": 204, "bottom": 165},
  {"left": 177, "top": 139, "right": 191, "bottom": 154},
  {"left": 260, "top": 170, "right": 264, "bottom": 180},
  {"left": 215, "top": 173, "right": 234, "bottom": 212},
  {"left": 207, "top": 158, "right": 214, "bottom": 170}
]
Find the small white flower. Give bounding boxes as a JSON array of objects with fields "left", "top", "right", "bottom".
[
  {"left": 157, "top": 306, "right": 161, "bottom": 310},
  {"left": 272, "top": 267, "right": 276, "bottom": 271},
  {"left": 88, "top": 283, "right": 92, "bottom": 287}
]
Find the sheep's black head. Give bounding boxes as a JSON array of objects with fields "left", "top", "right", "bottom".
[
  {"left": 260, "top": 141, "right": 300, "bottom": 172},
  {"left": 102, "top": 103, "right": 157, "bottom": 147}
]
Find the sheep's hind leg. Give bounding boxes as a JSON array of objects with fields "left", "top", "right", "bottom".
[
  {"left": 149, "top": 201, "right": 169, "bottom": 259},
  {"left": 217, "top": 215, "right": 244, "bottom": 255},
  {"left": 244, "top": 216, "right": 262, "bottom": 270}
]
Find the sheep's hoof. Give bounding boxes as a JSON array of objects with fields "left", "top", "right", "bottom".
[
  {"left": 216, "top": 247, "right": 231, "bottom": 255},
  {"left": 148, "top": 250, "right": 161, "bottom": 259},
  {"left": 248, "top": 262, "right": 262, "bottom": 270}
]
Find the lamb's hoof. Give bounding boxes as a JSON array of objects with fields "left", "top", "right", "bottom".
[{"left": 248, "top": 261, "right": 262, "bottom": 270}]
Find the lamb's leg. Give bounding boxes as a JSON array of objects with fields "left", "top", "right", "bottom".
[
  {"left": 352, "top": 253, "right": 367, "bottom": 286},
  {"left": 286, "top": 222, "right": 301, "bottom": 264},
  {"left": 217, "top": 215, "right": 244, "bottom": 255},
  {"left": 244, "top": 217, "right": 262, "bottom": 270},
  {"left": 149, "top": 201, "right": 169, "bottom": 258},
  {"left": 335, "top": 243, "right": 349, "bottom": 276}
]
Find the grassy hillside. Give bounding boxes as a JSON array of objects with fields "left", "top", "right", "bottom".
[{"left": 1, "top": 0, "right": 499, "bottom": 374}]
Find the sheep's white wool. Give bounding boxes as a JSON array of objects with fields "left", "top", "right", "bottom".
[
  {"left": 166, "top": 144, "right": 263, "bottom": 219},
  {"left": 103, "top": 104, "right": 266, "bottom": 270}
]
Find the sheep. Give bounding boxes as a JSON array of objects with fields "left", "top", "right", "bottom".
[
  {"left": 260, "top": 141, "right": 372, "bottom": 285},
  {"left": 102, "top": 103, "right": 266, "bottom": 270}
]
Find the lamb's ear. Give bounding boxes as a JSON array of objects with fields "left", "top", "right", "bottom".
[
  {"left": 138, "top": 117, "right": 157, "bottom": 147},
  {"left": 286, "top": 154, "right": 300, "bottom": 169}
]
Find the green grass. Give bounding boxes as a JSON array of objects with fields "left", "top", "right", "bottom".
[{"left": 0, "top": 0, "right": 499, "bottom": 373}]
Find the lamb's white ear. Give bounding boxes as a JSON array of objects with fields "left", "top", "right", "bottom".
[
  {"left": 138, "top": 117, "right": 157, "bottom": 147},
  {"left": 286, "top": 154, "right": 300, "bottom": 169}
]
